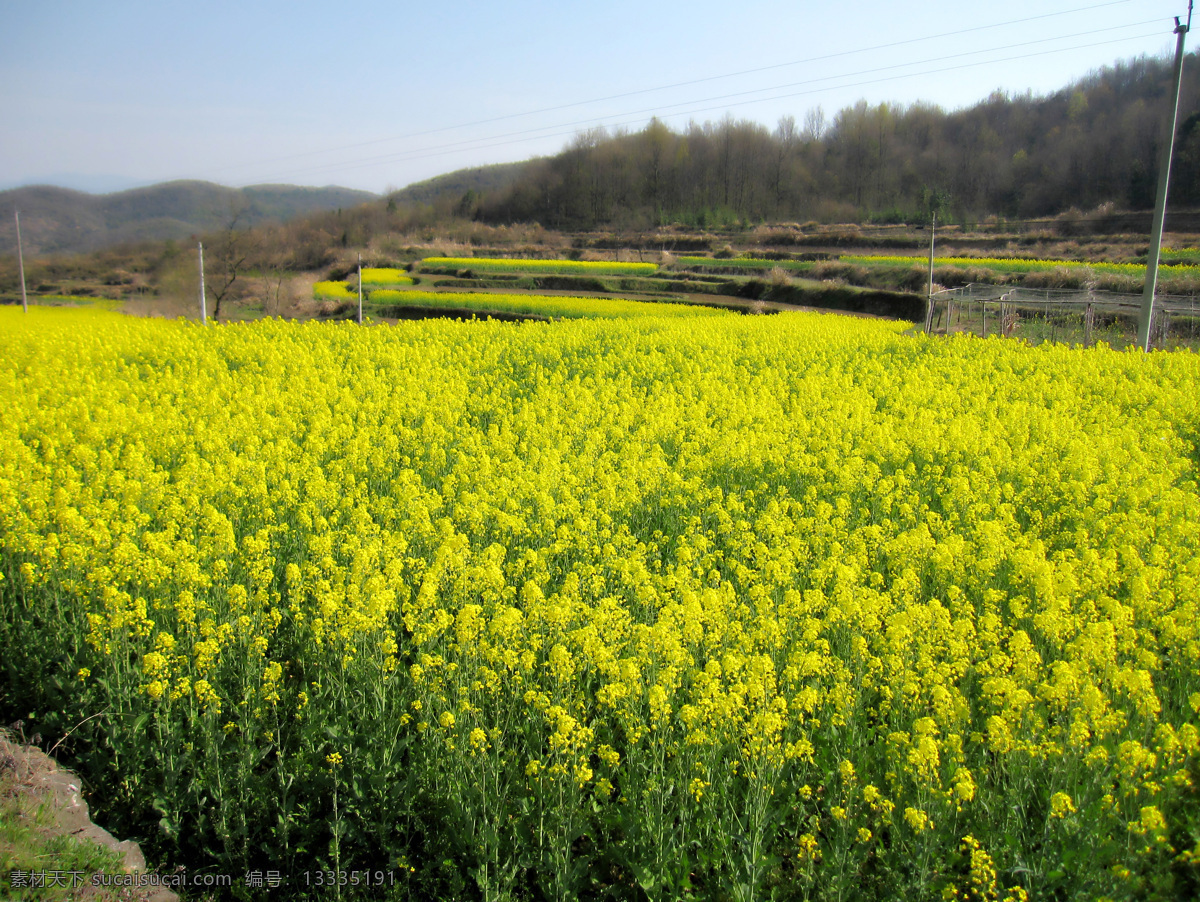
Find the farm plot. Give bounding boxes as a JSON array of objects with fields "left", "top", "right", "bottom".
[
  {"left": 840, "top": 255, "right": 1197, "bottom": 278},
  {"left": 366, "top": 290, "right": 725, "bottom": 319},
  {"left": 0, "top": 308, "right": 1198, "bottom": 901},
  {"left": 673, "top": 256, "right": 816, "bottom": 274},
  {"left": 360, "top": 267, "right": 414, "bottom": 287},
  {"left": 314, "top": 269, "right": 414, "bottom": 302},
  {"left": 419, "top": 257, "right": 659, "bottom": 276}
]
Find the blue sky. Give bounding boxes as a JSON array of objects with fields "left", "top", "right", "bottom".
[{"left": 0, "top": 0, "right": 1188, "bottom": 194}]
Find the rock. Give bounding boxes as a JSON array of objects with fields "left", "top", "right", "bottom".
[{"left": 1, "top": 729, "right": 179, "bottom": 902}]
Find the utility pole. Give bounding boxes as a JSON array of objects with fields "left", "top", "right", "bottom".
[
  {"left": 198, "top": 242, "right": 208, "bottom": 324},
  {"left": 15, "top": 211, "right": 28, "bottom": 313},
  {"left": 925, "top": 212, "right": 936, "bottom": 333},
  {"left": 1138, "top": 4, "right": 1191, "bottom": 351},
  {"left": 357, "top": 253, "right": 363, "bottom": 325}
]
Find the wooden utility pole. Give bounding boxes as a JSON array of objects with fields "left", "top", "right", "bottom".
[
  {"left": 924, "top": 213, "right": 936, "bottom": 332},
  {"left": 357, "top": 253, "right": 363, "bottom": 325},
  {"left": 15, "top": 211, "right": 28, "bottom": 313},
  {"left": 1138, "top": 5, "right": 1191, "bottom": 351},
  {"left": 198, "top": 242, "right": 208, "bottom": 324}
]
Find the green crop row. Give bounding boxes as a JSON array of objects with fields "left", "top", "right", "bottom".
[{"left": 421, "top": 257, "right": 659, "bottom": 276}]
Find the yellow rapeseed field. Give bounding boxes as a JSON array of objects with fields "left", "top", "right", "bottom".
[
  {"left": 366, "top": 289, "right": 724, "bottom": 319},
  {"left": 359, "top": 267, "right": 414, "bottom": 287},
  {"left": 0, "top": 307, "right": 1197, "bottom": 901},
  {"left": 312, "top": 280, "right": 357, "bottom": 300}
]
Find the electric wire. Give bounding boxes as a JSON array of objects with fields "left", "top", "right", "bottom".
[
  {"left": 199, "top": 0, "right": 1154, "bottom": 181},
  {"left": 259, "top": 25, "right": 1165, "bottom": 183}
]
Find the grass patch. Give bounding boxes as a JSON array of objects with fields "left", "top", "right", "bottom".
[
  {"left": 420, "top": 257, "right": 658, "bottom": 276},
  {"left": 27, "top": 296, "right": 124, "bottom": 312},
  {"left": 841, "top": 253, "right": 1197, "bottom": 278},
  {"left": 672, "top": 256, "right": 816, "bottom": 274}
]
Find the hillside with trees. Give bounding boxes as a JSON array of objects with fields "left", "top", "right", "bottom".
[
  {"left": 465, "top": 53, "right": 1200, "bottom": 229},
  {"left": 3, "top": 51, "right": 1200, "bottom": 320},
  {"left": 387, "top": 161, "right": 534, "bottom": 211}
]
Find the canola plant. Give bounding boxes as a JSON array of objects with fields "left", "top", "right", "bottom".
[{"left": 0, "top": 307, "right": 1197, "bottom": 901}]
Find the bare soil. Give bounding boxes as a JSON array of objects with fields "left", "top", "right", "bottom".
[{"left": 0, "top": 730, "right": 177, "bottom": 902}]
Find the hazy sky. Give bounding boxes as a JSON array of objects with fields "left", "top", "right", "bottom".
[{"left": 0, "top": 0, "right": 1188, "bottom": 194}]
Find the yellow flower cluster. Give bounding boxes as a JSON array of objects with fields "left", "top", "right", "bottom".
[
  {"left": 359, "top": 267, "right": 413, "bottom": 287},
  {"left": 312, "top": 280, "right": 356, "bottom": 300},
  {"left": 366, "top": 289, "right": 723, "bottom": 319},
  {"left": 0, "top": 306, "right": 1197, "bottom": 898}
]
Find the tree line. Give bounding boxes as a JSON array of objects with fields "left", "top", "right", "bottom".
[{"left": 468, "top": 53, "right": 1200, "bottom": 229}]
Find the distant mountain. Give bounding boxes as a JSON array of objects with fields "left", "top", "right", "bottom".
[
  {"left": 0, "top": 181, "right": 377, "bottom": 255},
  {"left": 0, "top": 173, "right": 146, "bottom": 195}
]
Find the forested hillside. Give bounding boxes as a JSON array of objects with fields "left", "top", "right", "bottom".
[{"left": 469, "top": 53, "right": 1200, "bottom": 229}]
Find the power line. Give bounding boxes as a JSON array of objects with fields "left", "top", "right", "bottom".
[
  {"left": 199, "top": 0, "right": 1148, "bottom": 180},
  {"left": 259, "top": 25, "right": 1164, "bottom": 183},
  {"left": 262, "top": 24, "right": 1162, "bottom": 180}
]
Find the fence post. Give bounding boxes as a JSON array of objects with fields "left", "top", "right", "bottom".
[{"left": 1155, "top": 312, "right": 1170, "bottom": 349}]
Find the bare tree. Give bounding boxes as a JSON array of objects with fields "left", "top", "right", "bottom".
[
  {"left": 802, "top": 105, "right": 826, "bottom": 142},
  {"left": 206, "top": 205, "right": 256, "bottom": 321},
  {"left": 259, "top": 265, "right": 287, "bottom": 316}
]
